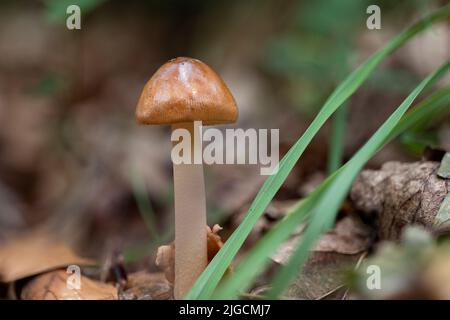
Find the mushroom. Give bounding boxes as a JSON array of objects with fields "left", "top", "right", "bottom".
[{"left": 135, "top": 57, "right": 238, "bottom": 298}]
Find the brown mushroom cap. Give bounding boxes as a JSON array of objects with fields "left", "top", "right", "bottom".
[{"left": 136, "top": 57, "right": 238, "bottom": 125}]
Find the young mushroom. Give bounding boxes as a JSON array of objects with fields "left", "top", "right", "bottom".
[{"left": 135, "top": 57, "right": 238, "bottom": 298}]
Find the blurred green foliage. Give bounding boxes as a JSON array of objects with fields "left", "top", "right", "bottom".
[
  {"left": 264, "top": 0, "right": 369, "bottom": 114},
  {"left": 400, "top": 131, "right": 439, "bottom": 155},
  {"left": 263, "top": 0, "right": 442, "bottom": 115},
  {"left": 30, "top": 73, "right": 65, "bottom": 96}
]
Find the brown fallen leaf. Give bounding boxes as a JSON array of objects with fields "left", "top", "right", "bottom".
[
  {"left": 155, "top": 224, "right": 229, "bottom": 285},
  {"left": 269, "top": 214, "right": 372, "bottom": 299},
  {"left": 21, "top": 270, "right": 117, "bottom": 300},
  {"left": 285, "top": 252, "right": 362, "bottom": 300},
  {"left": 155, "top": 243, "right": 175, "bottom": 284},
  {"left": 120, "top": 271, "right": 172, "bottom": 300},
  {"left": 351, "top": 161, "right": 448, "bottom": 240},
  {"left": 314, "top": 214, "right": 373, "bottom": 254},
  {"left": 0, "top": 229, "right": 95, "bottom": 282},
  {"left": 272, "top": 214, "right": 373, "bottom": 265}
]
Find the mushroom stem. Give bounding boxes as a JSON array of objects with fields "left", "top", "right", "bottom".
[{"left": 172, "top": 121, "right": 207, "bottom": 299}]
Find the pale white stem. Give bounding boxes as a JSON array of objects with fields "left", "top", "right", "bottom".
[{"left": 172, "top": 121, "right": 207, "bottom": 299}]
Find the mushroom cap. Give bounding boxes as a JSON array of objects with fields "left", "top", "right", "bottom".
[{"left": 136, "top": 57, "right": 238, "bottom": 125}]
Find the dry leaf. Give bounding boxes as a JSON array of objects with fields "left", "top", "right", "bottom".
[
  {"left": 314, "top": 214, "right": 373, "bottom": 254},
  {"left": 351, "top": 161, "right": 448, "bottom": 240},
  {"left": 270, "top": 214, "right": 372, "bottom": 299},
  {"left": 155, "top": 243, "right": 175, "bottom": 284},
  {"left": 120, "top": 271, "right": 172, "bottom": 300},
  {"left": 272, "top": 214, "right": 372, "bottom": 265},
  {"left": 285, "top": 252, "right": 361, "bottom": 300},
  {"left": 21, "top": 270, "right": 117, "bottom": 300},
  {"left": 0, "top": 230, "right": 95, "bottom": 282}
]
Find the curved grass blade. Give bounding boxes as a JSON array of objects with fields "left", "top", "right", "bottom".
[
  {"left": 327, "top": 104, "right": 348, "bottom": 173},
  {"left": 186, "top": 5, "right": 450, "bottom": 300},
  {"left": 388, "top": 89, "right": 450, "bottom": 138},
  {"left": 213, "top": 172, "right": 338, "bottom": 299},
  {"left": 213, "top": 85, "right": 450, "bottom": 299}
]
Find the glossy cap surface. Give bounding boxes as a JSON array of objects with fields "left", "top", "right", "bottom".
[{"left": 136, "top": 57, "right": 238, "bottom": 125}]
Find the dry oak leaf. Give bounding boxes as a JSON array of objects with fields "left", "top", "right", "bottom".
[
  {"left": 351, "top": 161, "right": 448, "bottom": 240},
  {"left": 272, "top": 214, "right": 372, "bottom": 265},
  {"left": 155, "top": 224, "right": 228, "bottom": 284},
  {"left": 0, "top": 230, "right": 95, "bottom": 282},
  {"left": 270, "top": 214, "right": 371, "bottom": 300},
  {"left": 21, "top": 270, "right": 117, "bottom": 300}
]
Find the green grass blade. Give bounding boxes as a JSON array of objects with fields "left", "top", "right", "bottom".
[
  {"left": 213, "top": 174, "right": 337, "bottom": 298},
  {"left": 266, "top": 61, "right": 450, "bottom": 298},
  {"left": 213, "top": 85, "right": 450, "bottom": 299},
  {"left": 327, "top": 104, "right": 348, "bottom": 173},
  {"left": 186, "top": 5, "right": 450, "bottom": 300},
  {"left": 387, "top": 88, "right": 450, "bottom": 140}
]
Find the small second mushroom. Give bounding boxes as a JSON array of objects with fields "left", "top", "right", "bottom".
[{"left": 135, "top": 57, "right": 238, "bottom": 299}]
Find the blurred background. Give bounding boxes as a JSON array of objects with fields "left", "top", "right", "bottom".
[{"left": 0, "top": 0, "right": 449, "bottom": 268}]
